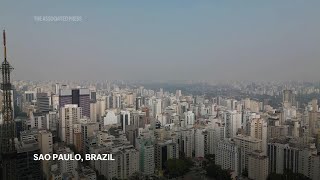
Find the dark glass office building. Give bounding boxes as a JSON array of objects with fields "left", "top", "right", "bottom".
[{"left": 59, "top": 88, "right": 90, "bottom": 118}]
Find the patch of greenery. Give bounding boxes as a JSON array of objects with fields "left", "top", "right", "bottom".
[
  {"left": 267, "top": 170, "right": 311, "bottom": 180},
  {"left": 164, "top": 157, "right": 193, "bottom": 178},
  {"left": 203, "top": 154, "right": 232, "bottom": 180}
]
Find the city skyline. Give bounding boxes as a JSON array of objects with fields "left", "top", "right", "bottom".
[{"left": 1, "top": 0, "right": 320, "bottom": 81}]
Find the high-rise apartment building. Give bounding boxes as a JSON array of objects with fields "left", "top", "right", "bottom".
[
  {"left": 136, "top": 137, "right": 155, "bottom": 175},
  {"left": 56, "top": 147, "right": 78, "bottom": 174},
  {"left": 250, "top": 118, "right": 268, "bottom": 154},
  {"left": 268, "top": 142, "right": 299, "bottom": 174},
  {"left": 90, "top": 101, "right": 97, "bottom": 123},
  {"left": 215, "top": 140, "right": 240, "bottom": 176},
  {"left": 248, "top": 150, "right": 269, "bottom": 180},
  {"left": 283, "top": 90, "right": 294, "bottom": 108},
  {"left": 112, "top": 93, "right": 121, "bottom": 109},
  {"left": 59, "top": 104, "right": 82, "bottom": 144},
  {"left": 224, "top": 110, "right": 242, "bottom": 138},
  {"left": 120, "top": 111, "right": 130, "bottom": 132},
  {"left": 153, "top": 99, "right": 162, "bottom": 118},
  {"left": 96, "top": 96, "right": 106, "bottom": 120},
  {"left": 38, "top": 130, "right": 53, "bottom": 179},
  {"left": 179, "top": 129, "right": 194, "bottom": 158},
  {"left": 96, "top": 146, "right": 139, "bottom": 180},
  {"left": 81, "top": 122, "right": 96, "bottom": 155},
  {"left": 46, "top": 111, "right": 58, "bottom": 138},
  {"left": 24, "top": 91, "right": 36, "bottom": 103},
  {"left": 90, "top": 90, "right": 97, "bottom": 102},
  {"left": 194, "top": 128, "right": 205, "bottom": 158},
  {"left": 136, "top": 97, "right": 142, "bottom": 110},
  {"left": 234, "top": 135, "right": 262, "bottom": 173},
  {"left": 184, "top": 111, "right": 195, "bottom": 128},
  {"left": 155, "top": 140, "right": 179, "bottom": 171}
]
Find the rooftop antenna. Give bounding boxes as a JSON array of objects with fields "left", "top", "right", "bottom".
[{"left": 3, "top": 30, "right": 6, "bottom": 62}]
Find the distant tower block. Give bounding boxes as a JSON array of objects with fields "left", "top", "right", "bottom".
[{"left": 283, "top": 90, "right": 293, "bottom": 108}]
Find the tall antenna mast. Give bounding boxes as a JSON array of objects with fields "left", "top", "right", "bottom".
[{"left": 0, "top": 29, "right": 16, "bottom": 180}]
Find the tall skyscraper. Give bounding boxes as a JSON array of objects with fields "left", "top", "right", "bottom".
[
  {"left": 0, "top": 30, "right": 16, "bottom": 179},
  {"left": 59, "top": 88, "right": 90, "bottom": 118}
]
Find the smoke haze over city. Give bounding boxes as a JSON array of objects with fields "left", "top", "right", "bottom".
[{"left": 1, "top": 0, "right": 320, "bottom": 81}]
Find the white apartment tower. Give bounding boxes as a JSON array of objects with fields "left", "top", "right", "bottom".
[
  {"left": 194, "top": 128, "right": 205, "bottom": 158},
  {"left": 224, "top": 110, "right": 242, "bottom": 138},
  {"left": 268, "top": 142, "right": 300, "bottom": 174},
  {"left": 56, "top": 147, "right": 78, "bottom": 174},
  {"left": 184, "top": 111, "right": 195, "bottom": 128},
  {"left": 250, "top": 118, "right": 268, "bottom": 155},
  {"left": 98, "top": 147, "right": 139, "bottom": 180},
  {"left": 215, "top": 140, "right": 240, "bottom": 176},
  {"left": 248, "top": 150, "right": 269, "bottom": 180},
  {"left": 180, "top": 129, "right": 194, "bottom": 158},
  {"left": 90, "top": 101, "right": 97, "bottom": 123},
  {"left": 96, "top": 96, "right": 106, "bottom": 120},
  {"left": 59, "top": 104, "right": 82, "bottom": 144},
  {"left": 153, "top": 98, "right": 162, "bottom": 118},
  {"left": 233, "top": 135, "right": 262, "bottom": 174},
  {"left": 38, "top": 130, "right": 53, "bottom": 178},
  {"left": 120, "top": 110, "right": 130, "bottom": 132}
]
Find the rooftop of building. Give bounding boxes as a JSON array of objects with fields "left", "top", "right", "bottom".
[
  {"left": 15, "top": 139, "right": 39, "bottom": 153},
  {"left": 56, "top": 147, "right": 73, "bottom": 154},
  {"left": 20, "top": 128, "right": 40, "bottom": 135},
  {"left": 249, "top": 150, "right": 268, "bottom": 159},
  {"left": 233, "top": 134, "right": 262, "bottom": 143}
]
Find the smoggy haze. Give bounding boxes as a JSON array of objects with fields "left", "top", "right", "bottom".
[{"left": 0, "top": 0, "right": 320, "bottom": 82}]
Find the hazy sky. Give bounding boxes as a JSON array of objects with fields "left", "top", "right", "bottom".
[{"left": 1, "top": 1, "right": 320, "bottom": 82}]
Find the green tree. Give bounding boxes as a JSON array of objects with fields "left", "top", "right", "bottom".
[
  {"left": 205, "top": 163, "right": 232, "bottom": 180},
  {"left": 242, "top": 168, "right": 248, "bottom": 177},
  {"left": 204, "top": 154, "right": 215, "bottom": 164},
  {"left": 128, "top": 172, "right": 145, "bottom": 180},
  {"left": 267, "top": 170, "right": 311, "bottom": 180},
  {"left": 164, "top": 158, "right": 193, "bottom": 178},
  {"left": 97, "top": 175, "right": 105, "bottom": 180}
]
